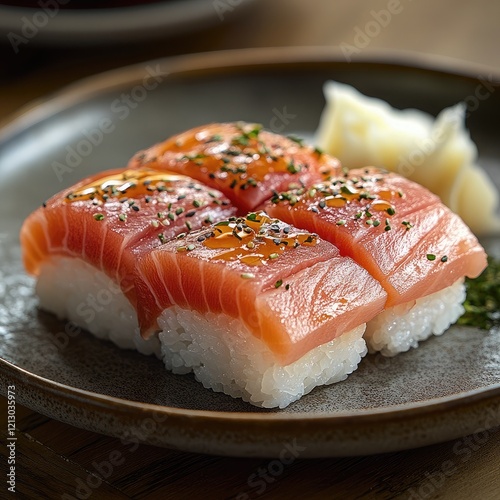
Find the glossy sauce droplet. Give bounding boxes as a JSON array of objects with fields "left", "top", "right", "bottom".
[
  {"left": 325, "top": 196, "right": 347, "bottom": 208},
  {"left": 203, "top": 213, "right": 317, "bottom": 266},
  {"left": 378, "top": 190, "right": 395, "bottom": 201},
  {"left": 370, "top": 200, "right": 395, "bottom": 212},
  {"left": 66, "top": 170, "right": 191, "bottom": 203}
]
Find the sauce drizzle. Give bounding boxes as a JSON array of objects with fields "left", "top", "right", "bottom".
[
  {"left": 200, "top": 213, "right": 318, "bottom": 266},
  {"left": 66, "top": 169, "right": 191, "bottom": 203}
]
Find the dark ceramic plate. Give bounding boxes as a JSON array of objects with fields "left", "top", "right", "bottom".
[
  {"left": 0, "top": 0, "right": 257, "bottom": 45},
  {"left": 1, "top": 48, "right": 499, "bottom": 457}
]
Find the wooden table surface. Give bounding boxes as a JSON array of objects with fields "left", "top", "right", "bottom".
[{"left": 1, "top": 1, "right": 499, "bottom": 498}]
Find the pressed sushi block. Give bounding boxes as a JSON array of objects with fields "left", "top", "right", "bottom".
[
  {"left": 19, "top": 121, "right": 489, "bottom": 408},
  {"left": 135, "top": 212, "right": 387, "bottom": 407},
  {"left": 128, "top": 122, "right": 341, "bottom": 213},
  {"left": 266, "top": 167, "right": 487, "bottom": 355}
]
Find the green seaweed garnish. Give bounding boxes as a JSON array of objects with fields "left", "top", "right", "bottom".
[{"left": 458, "top": 256, "right": 500, "bottom": 330}]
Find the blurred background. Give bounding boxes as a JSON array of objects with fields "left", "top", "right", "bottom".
[{"left": 0, "top": 0, "right": 499, "bottom": 121}]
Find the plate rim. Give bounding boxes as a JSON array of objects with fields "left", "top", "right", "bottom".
[
  {"left": 1, "top": 46, "right": 499, "bottom": 136},
  {"left": 2, "top": 357, "right": 500, "bottom": 424}
]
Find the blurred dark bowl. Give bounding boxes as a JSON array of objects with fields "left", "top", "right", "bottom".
[{"left": 0, "top": 0, "right": 257, "bottom": 46}]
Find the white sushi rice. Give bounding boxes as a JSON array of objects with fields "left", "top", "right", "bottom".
[
  {"left": 158, "top": 307, "right": 367, "bottom": 408},
  {"left": 34, "top": 256, "right": 467, "bottom": 408},
  {"left": 35, "top": 256, "right": 368, "bottom": 408},
  {"left": 364, "top": 279, "right": 466, "bottom": 356},
  {"left": 36, "top": 257, "right": 161, "bottom": 357}
]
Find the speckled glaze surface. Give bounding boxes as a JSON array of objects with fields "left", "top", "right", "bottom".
[{"left": 0, "top": 48, "right": 499, "bottom": 457}]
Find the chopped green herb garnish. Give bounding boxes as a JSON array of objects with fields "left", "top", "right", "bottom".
[
  {"left": 341, "top": 185, "right": 357, "bottom": 196},
  {"left": 234, "top": 135, "right": 249, "bottom": 146},
  {"left": 287, "top": 161, "right": 302, "bottom": 174},
  {"left": 427, "top": 254, "right": 436, "bottom": 261},
  {"left": 119, "top": 213, "right": 127, "bottom": 222},
  {"left": 206, "top": 134, "right": 222, "bottom": 142},
  {"left": 93, "top": 213, "right": 104, "bottom": 221},
  {"left": 458, "top": 256, "right": 500, "bottom": 330},
  {"left": 245, "top": 124, "right": 262, "bottom": 138},
  {"left": 241, "top": 273, "right": 255, "bottom": 279},
  {"left": 181, "top": 153, "right": 206, "bottom": 161},
  {"left": 287, "top": 135, "right": 305, "bottom": 146},
  {"left": 441, "top": 255, "right": 448, "bottom": 262},
  {"left": 275, "top": 279, "right": 283, "bottom": 288}
]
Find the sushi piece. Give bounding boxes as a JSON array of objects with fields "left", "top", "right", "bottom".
[
  {"left": 135, "top": 212, "right": 387, "bottom": 407},
  {"left": 128, "top": 122, "right": 340, "bottom": 213},
  {"left": 20, "top": 167, "right": 236, "bottom": 352},
  {"left": 266, "top": 167, "right": 488, "bottom": 355}
]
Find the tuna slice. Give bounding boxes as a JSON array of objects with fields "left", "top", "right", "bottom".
[
  {"left": 128, "top": 122, "right": 341, "bottom": 213},
  {"left": 265, "top": 167, "right": 487, "bottom": 307},
  {"left": 135, "top": 212, "right": 387, "bottom": 365},
  {"left": 20, "top": 167, "right": 237, "bottom": 306}
]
